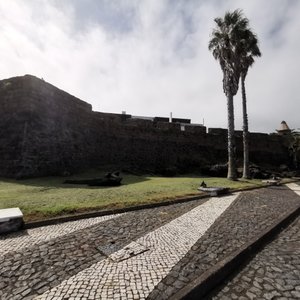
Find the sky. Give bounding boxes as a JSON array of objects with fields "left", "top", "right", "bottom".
[{"left": 1, "top": 0, "right": 299, "bottom": 133}]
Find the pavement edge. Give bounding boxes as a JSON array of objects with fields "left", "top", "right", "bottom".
[
  {"left": 23, "top": 179, "right": 298, "bottom": 229},
  {"left": 169, "top": 201, "right": 300, "bottom": 300}
]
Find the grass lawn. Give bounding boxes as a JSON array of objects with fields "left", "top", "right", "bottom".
[{"left": 0, "top": 171, "right": 264, "bottom": 221}]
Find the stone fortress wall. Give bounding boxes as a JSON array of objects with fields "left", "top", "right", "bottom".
[{"left": 0, "top": 75, "right": 290, "bottom": 178}]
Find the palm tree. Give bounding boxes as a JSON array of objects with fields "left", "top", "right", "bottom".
[
  {"left": 239, "top": 32, "right": 261, "bottom": 179},
  {"left": 208, "top": 10, "right": 249, "bottom": 180}
]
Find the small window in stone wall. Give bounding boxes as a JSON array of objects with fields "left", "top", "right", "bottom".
[{"left": 181, "top": 125, "right": 185, "bottom": 131}]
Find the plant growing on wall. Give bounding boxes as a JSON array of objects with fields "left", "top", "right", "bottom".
[{"left": 288, "top": 131, "right": 300, "bottom": 170}]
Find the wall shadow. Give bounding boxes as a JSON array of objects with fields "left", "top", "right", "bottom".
[{"left": 0, "top": 172, "right": 151, "bottom": 189}]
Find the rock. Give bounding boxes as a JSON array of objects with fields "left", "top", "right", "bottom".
[
  {"left": 208, "top": 164, "right": 228, "bottom": 177},
  {"left": 64, "top": 171, "right": 122, "bottom": 186},
  {"left": 249, "top": 165, "right": 271, "bottom": 179},
  {"left": 279, "top": 164, "right": 289, "bottom": 172},
  {"left": 198, "top": 186, "right": 229, "bottom": 196}
]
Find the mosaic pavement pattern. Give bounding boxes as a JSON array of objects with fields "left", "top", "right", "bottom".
[
  {"left": 0, "top": 214, "right": 122, "bottom": 256},
  {"left": 205, "top": 182, "right": 300, "bottom": 300},
  {"left": 207, "top": 213, "right": 300, "bottom": 299},
  {"left": 34, "top": 193, "right": 239, "bottom": 299},
  {"left": 148, "top": 183, "right": 300, "bottom": 299},
  {"left": 0, "top": 196, "right": 207, "bottom": 299},
  {"left": 0, "top": 183, "right": 300, "bottom": 300}
]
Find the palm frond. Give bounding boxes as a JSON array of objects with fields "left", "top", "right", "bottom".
[{"left": 208, "top": 9, "right": 261, "bottom": 95}]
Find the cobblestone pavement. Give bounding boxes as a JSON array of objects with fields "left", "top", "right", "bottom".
[
  {"left": 34, "top": 193, "right": 238, "bottom": 300},
  {"left": 0, "top": 214, "right": 122, "bottom": 256},
  {"left": 0, "top": 183, "right": 299, "bottom": 300},
  {"left": 287, "top": 182, "right": 300, "bottom": 197},
  {"left": 0, "top": 196, "right": 208, "bottom": 299},
  {"left": 148, "top": 184, "right": 300, "bottom": 299},
  {"left": 207, "top": 213, "right": 300, "bottom": 299}
]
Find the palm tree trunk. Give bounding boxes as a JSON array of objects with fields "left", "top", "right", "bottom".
[
  {"left": 227, "top": 92, "right": 237, "bottom": 180},
  {"left": 241, "top": 73, "right": 250, "bottom": 179}
]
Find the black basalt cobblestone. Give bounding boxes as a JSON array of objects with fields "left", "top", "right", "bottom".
[
  {"left": 207, "top": 215, "right": 300, "bottom": 299},
  {"left": 147, "top": 186, "right": 300, "bottom": 299},
  {"left": 0, "top": 198, "right": 205, "bottom": 300}
]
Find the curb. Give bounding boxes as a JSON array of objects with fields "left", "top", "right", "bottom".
[
  {"left": 170, "top": 201, "right": 300, "bottom": 300},
  {"left": 24, "top": 194, "right": 208, "bottom": 229},
  {"left": 24, "top": 179, "right": 299, "bottom": 229}
]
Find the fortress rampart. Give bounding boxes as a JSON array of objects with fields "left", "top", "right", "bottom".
[{"left": 0, "top": 75, "right": 290, "bottom": 178}]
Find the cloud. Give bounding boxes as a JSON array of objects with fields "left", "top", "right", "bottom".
[{"left": 0, "top": 0, "right": 299, "bottom": 133}]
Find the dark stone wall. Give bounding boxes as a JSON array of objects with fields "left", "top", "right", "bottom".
[{"left": 0, "top": 75, "right": 290, "bottom": 178}]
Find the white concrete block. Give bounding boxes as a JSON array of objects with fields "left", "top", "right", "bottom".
[{"left": 0, "top": 207, "right": 24, "bottom": 234}]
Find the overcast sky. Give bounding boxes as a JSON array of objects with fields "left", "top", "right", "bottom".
[{"left": 1, "top": 0, "right": 299, "bottom": 133}]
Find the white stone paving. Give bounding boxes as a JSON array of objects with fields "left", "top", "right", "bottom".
[
  {"left": 0, "top": 214, "right": 122, "bottom": 256},
  {"left": 35, "top": 193, "right": 239, "bottom": 300},
  {"left": 286, "top": 182, "right": 300, "bottom": 196}
]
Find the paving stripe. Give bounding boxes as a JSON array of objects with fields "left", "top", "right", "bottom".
[
  {"left": 0, "top": 214, "right": 122, "bottom": 256},
  {"left": 286, "top": 182, "right": 300, "bottom": 196},
  {"left": 35, "top": 193, "right": 239, "bottom": 300}
]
